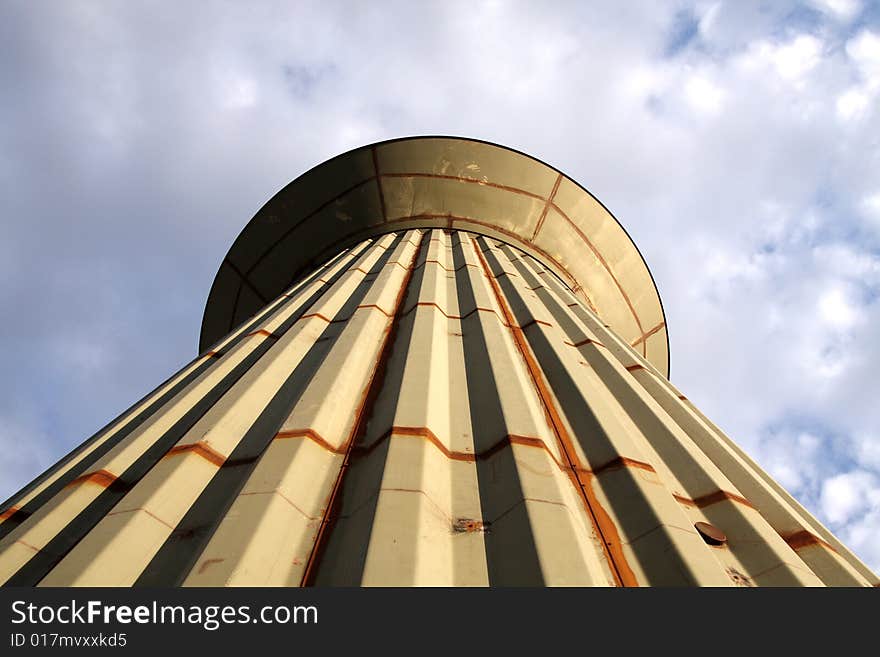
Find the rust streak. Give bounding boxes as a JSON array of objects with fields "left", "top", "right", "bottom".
[
  {"left": 414, "top": 258, "right": 479, "bottom": 273},
  {"left": 164, "top": 442, "right": 226, "bottom": 468},
  {"left": 570, "top": 336, "right": 605, "bottom": 349},
  {"left": 245, "top": 329, "right": 280, "bottom": 340},
  {"left": 471, "top": 234, "right": 637, "bottom": 587},
  {"left": 519, "top": 318, "right": 553, "bottom": 330},
  {"left": 630, "top": 321, "right": 666, "bottom": 348},
  {"left": 673, "top": 490, "right": 754, "bottom": 509},
  {"left": 275, "top": 428, "right": 345, "bottom": 455},
  {"left": 300, "top": 230, "right": 426, "bottom": 586},
  {"left": 0, "top": 506, "right": 21, "bottom": 521},
  {"left": 15, "top": 538, "right": 41, "bottom": 553},
  {"left": 66, "top": 469, "right": 117, "bottom": 489},
  {"left": 299, "top": 312, "right": 333, "bottom": 323},
  {"left": 355, "top": 303, "right": 393, "bottom": 317},
  {"left": 692, "top": 489, "right": 755, "bottom": 510},
  {"left": 106, "top": 506, "right": 175, "bottom": 529},
  {"left": 782, "top": 530, "right": 838, "bottom": 553},
  {"left": 548, "top": 202, "right": 646, "bottom": 353},
  {"left": 531, "top": 172, "right": 563, "bottom": 241},
  {"left": 248, "top": 166, "right": 656, "bottom": 362},
  {"left": 594, "top": 456, "right": 656, "bottom": 476},
  {"left": 311, "top": 213, "right": 582, "bottom": 295},
  {"left": 673, "top": 494, "right": 697, "bottom": 507},
  {"left": 382, "top": 171, "right": 547, "bottom": 202},
  {"left": 353, "top": 426, "right": 564, "bottom": 467},
  {"left": 399, "top": 301, "right": 510, "bottom": 327},
  {"left": 626, "top": 364, "right": 646, "bottom": 372}
]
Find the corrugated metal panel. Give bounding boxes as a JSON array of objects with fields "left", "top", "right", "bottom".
[{"left": 0, "top": 229, "right": 876, "bottom": 586}]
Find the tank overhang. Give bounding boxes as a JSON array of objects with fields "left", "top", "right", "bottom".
[{"left": 199, "top": 136, "right": 670, "bottom": 377}]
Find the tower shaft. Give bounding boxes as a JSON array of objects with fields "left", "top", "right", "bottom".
[{"left": 0, "top": 228, "right": 875, "bottom": 586}]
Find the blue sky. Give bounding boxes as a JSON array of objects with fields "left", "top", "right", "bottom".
[{"left": 1, "top": 0, "right": 878, "bottom": 572}]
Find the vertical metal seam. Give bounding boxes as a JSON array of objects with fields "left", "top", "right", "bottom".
[
  {"left": 300, "top": 229, "right": 427, "bottom": 586},
  {"left": 470, "top": 234, "right": 637, "bottom": 587}
]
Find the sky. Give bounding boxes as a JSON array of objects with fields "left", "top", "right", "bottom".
[{"left": 0, "top": 0, "right": 878, "bottom": 573}]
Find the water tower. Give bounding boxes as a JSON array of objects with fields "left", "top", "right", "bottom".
[{"left": 1, "top": 137, "right": 875, "bottom": 587}]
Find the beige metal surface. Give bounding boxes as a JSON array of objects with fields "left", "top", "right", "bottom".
[
  {"left": 0, "top": 228, "right": 875, "bottom": 586},
  {"left": 199, "top": 137, "right": 669, "bottom": 377}
]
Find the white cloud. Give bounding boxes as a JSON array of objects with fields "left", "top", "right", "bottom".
[
  {"left": 836, "top": 87, "right": 870, "bottom": 120},
  {"left": 820, "top": 470, "right": 880, "bottom": 524},
  {"left": 817, "top": 287, "right": 862, "bottom": 331},
  {"left": 737, "top": 34, "right": 824, "bottom": 85},
  {"left": 698, "top": 2, "right": 723, "bottom": 37},
  {"left": 846, "top": 29, "right": 880, "bottom": 84},
  {"left": 838, "top": 507, "right": 880, "bottom": 572},
  {"left": 808, "top": 0, "right": 862, "bottom": 21},
  {"left": 852, "top": 433, "right": 880, "bottom": 470},
  {"left": 684, "top": 74, "right": 726, "bottom": 114}
]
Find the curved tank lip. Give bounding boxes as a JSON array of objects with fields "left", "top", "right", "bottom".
[{"left": 199, "top": 134, "right": 670, "bottom": 378}]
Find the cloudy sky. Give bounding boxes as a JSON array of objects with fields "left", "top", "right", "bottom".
[{"left": 1, "top": 0, "right": 878, "bottom": 572}]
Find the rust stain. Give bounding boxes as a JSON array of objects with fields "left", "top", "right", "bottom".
[
  {"left": 414, "top": 258, "right": 479, "bottom": 273},
  {"left": 197, "top": 557, "right": 226, "bottom": 574},
  {"left": 382, "top": 171, "right": 547, "bottom": 203},
  {"left": 0, "top": 506, "right": 21, "bottom": 521},
  {"left": 594, "top": 456, "right": 657, "bottom": 476},
  {"left": 164, "top": 441, "right": 226, "bottom": 468},
  {"left": 519, "top": 318, "right": 553, "bottom": 330},
  {"left": 300, "top": 230, "right": 427, "bottom": 587},
  {"left": 548, "top": 201, "right": 647, "bottom": 355},
  {"left": 355, "top": 303, "right": 393, "bottom": 317},
  {"left": 15, "top": 538, "right": 40, "bottom": 553},
  {"left": 727, "top": 567, "right": 755, "bottom": 587},
  {"left": 299, "top": 312, "right": 334, "bottom": 323},
  {"left": 782, "top": 530, "right": 838, "bottom": 554},
  {"left": 626, "top": 364, "right": 646, "bottom": 372},
  {"left": 471, "top": 234, "right": 637, "bottom": 587},
  {"left": 530, "top": 173, "right": 563, "bottom": 241},
  {"left": 275, "top": 428, "right": 345, "bottom": 455},
  {"left": 351, "top": 427, "right": 564, "bottom": 469},
  {"left": 453, "top": 518, "right": 490, "bottom": 533},
  {"left": 570, "top": 336, "right": 606, "bottom": 349},
  {"left": 66, "top": 469, "right": 117, "bottom": 489},
  {"left": 248, "top": 163, "right": 660, "bottom": 369},
  {"left": 630, "top": 321, "right": 666, "bottom": 348},
  {"left": 691, "top": 489, "right": 755, "bottom": 510},
  {"left": 315, "top": 213, "right": 581, "bottom": 300},
  {"left": 204, "top": 351, "right": 223, "bottom": 359},
  {"left": 245, "top": 329, "right": 280, "bottom": 340},
  {"left": 106, "top": 505, "right": 175, "bottom": 529},
  {"left": 673, "top": 492, "right": 697, "bottom": 507}
]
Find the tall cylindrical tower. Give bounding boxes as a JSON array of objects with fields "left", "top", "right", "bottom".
[{"left": 0, "top": 137, "right": 875, "bottom": 587}]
